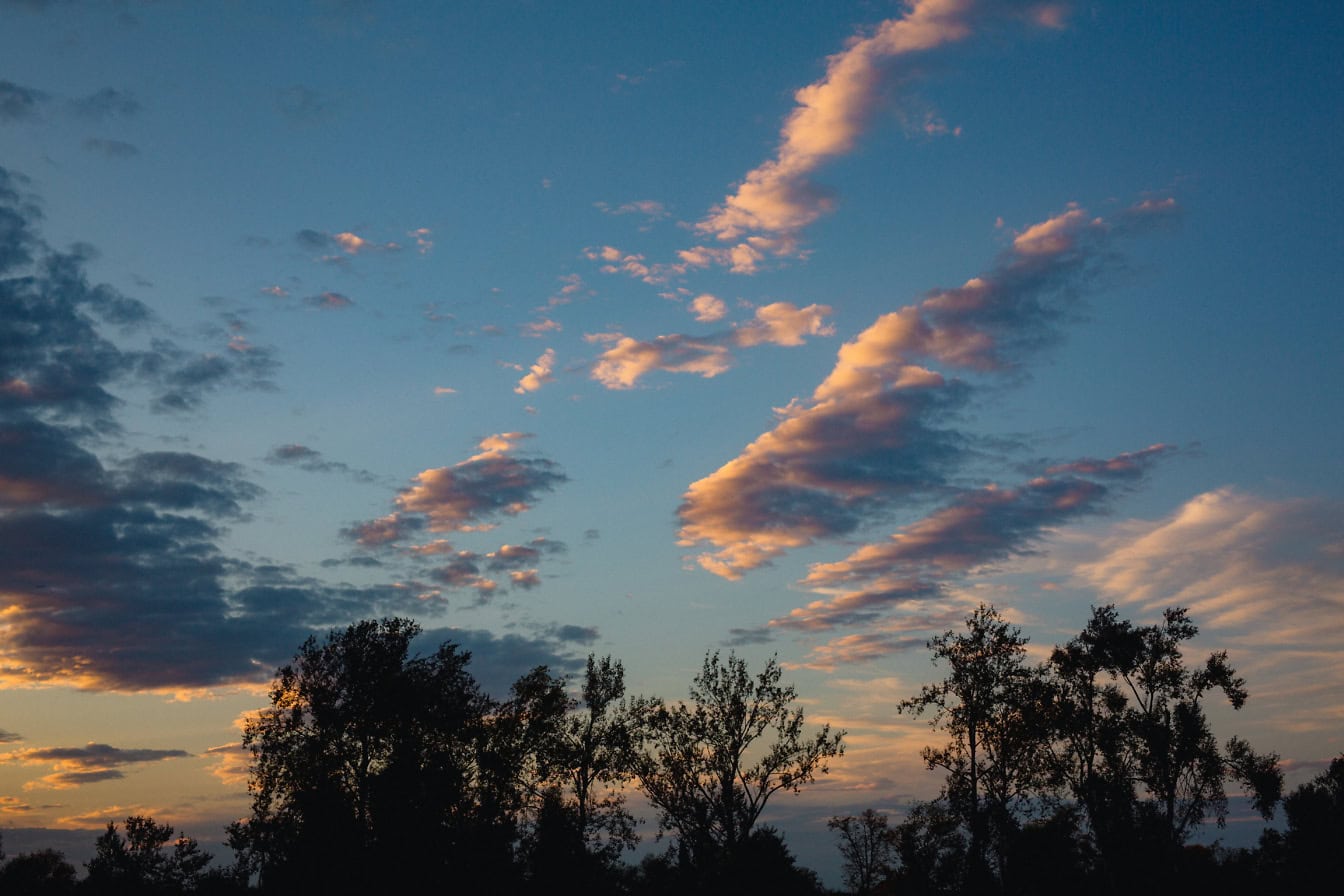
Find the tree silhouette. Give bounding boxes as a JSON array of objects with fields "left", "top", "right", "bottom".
[
  {"left": 232, "top": 617, "right": 505, "bottom": 892},
  {"left": 0, "top": 847, "right": 78, "bottom": 895},
  {"left": 829, "top": 809, "right": 897, "bottom": 895},
  {"left": 85, "top": 815, "right": 212, "bottom": 895},
  {"left": 1046, "top": 606, "right": 1282, "bottom": 890},
  {"left": 629, "top": 651, "right": 843, "bottom": 887},
  {"left": 898, "top": 604, "right": 1052, "bottom": 891}
]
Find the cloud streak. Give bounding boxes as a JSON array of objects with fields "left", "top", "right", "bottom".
[
  {"left": 689, "top": 0, "right": 1066, "bottom": 271},
  {"left": 586, "top": 302, "right": 834, "bottom": 389},
  {"left": 678, "top": 200, "right": 1175, "bottom": 579}
]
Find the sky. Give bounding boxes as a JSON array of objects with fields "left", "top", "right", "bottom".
[{"left": 1, "top": 0, "right": 1341, "bottom": 882}]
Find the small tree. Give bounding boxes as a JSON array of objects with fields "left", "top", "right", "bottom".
[
  {"left": 85, "top": 815, "right": 212, "bottom": 895},
  {"left": 829, "top": 809, "right": 897, "bottom": 895},
  {"left": 630, "top": 651, "right": 844, "bottom": 879}
]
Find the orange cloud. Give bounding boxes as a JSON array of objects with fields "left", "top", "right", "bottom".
[
  {"left": 694, "top": 0, "right": 1060, "bottom": 268},
  {"left": 678, "top": 203, "right": 1165, "bottom": 578},
  {"left": 515, "top": 348, "right": 556, "bottom": 394}
]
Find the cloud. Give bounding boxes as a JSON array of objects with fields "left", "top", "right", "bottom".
[
  {"left": 690, "top": 293, "right": 727, "bottom": 322},
  {"left": 430, "top": 553, "right": 498, "bottom": 597},
  {"left": 2, "top": 743, "right": 190, "bottom": 791},
  {"left": 596, "top": 199, "right": 669, "bottom": 229},
  {"left": 587, "top": 332, "right": 732, "bottom": 389},
  {"left": 693, "top": 0, "right": 1062, "bottom": 269},
  {"left": 412, "top": 625, "right": 587, "bottom": 698},
  {"left": 514, "top": 348, "right": 556, "bottom": 393},
  {"left": 295, "top": 229, "right": 399, "bottom": 264},
  {"left": 408, "top": 227, "right": 433, "bottom": 254},
  {"left": 69, "top": 87, "right": 140, "bottom": 121},
  {"left": 678, "top": 202, "right": 1174, "bottom": 578},
  {"left": 596, "top": 199, "right": 669, "bottom": 220},
  {"left": 0, "top": 80, "right": 47, "bottom": 122},
  {"left": 1072, "top": 489, "right": 1344, "bottom": 734},
  {"left": 484, "top": 538, "right": 566, "bottom": 571},
  {"left": 82, "top": 137, "right": 139, "bottom": 158},
  {"left": 732, "top": 301, "right": 835, "bottom": 346},
  {"left": 546, "top": 624, "right": 599, "bottom": 644},
  {"left": 521, "top": 318, "right": 562, "bottom": 338},
  {"left": 509, "top": 569, "right": 541, "bottom": 589},
  {"left": 264, "top": 443, "right": 379, "bottom": 483},
  {"left": 277, "top": 85, "right": 337, "bottom": 123},
  {"left": 586, "top": 301, "right": 834, "bottom": 390},
  {"left": 0, "top": 729, "right": 21, "bottom": 743},
  {"left": 1077, "top": 488, "right": 1344, "bottom": 639},
  {"left": 347, "top": 433, "right": 566, "bottom": 544},
  {"left": 304, "top": 291, "right": 354, "bottom": 309},
  {"left": 0, "top": 165, "right": 466, "bottom": 691}
]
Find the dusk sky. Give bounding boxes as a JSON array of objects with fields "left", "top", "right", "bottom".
[{"left": 1, "top": 0, "right": 1341, "bottom": 880}]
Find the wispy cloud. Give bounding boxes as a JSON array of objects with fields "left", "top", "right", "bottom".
[
  {"left": 689, "top": 0, "right": 1065, "bottom": 272},
  {"left": 69, "top": 87, "right": 140, "bottom": 121},
  {"left": 678, "top": 200, "right": 1177, "bottom": 578},
  {"left": 304, "top": 290, "right": 354, "bottom": 309},
  {"left": 586, "top": 301, "right": 834, "bottom": 389},
  {"left": 2, "top": 743, "right": 190, "bottom": 791},
  {"left": 264, "top": 443, "right": 380, "bottom": 484},
  {"left": 276, "top": 84, "right": 338, "bottom": 124},
  {"left": 0, "top": 79, "right": 48, "bottom": 122},
  {"left": 83, "top": 137, "right": 139, "bottom": 158},
  {"left": 346, "top": 433, "right": 567, "bottom": 543}
]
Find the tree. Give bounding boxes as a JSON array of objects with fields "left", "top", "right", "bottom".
[
  {"left": 1045, "top": 605, "right": 1282, "bottom": 891},
  {"left": 560, "top": 655, "right": 638, "bottom": 863},
  {"left": 233, "top": 617, "right": 502, "bottom": 892},
  {"left": 85, "top": 815, "right": 212, "bottom": 895},
  {"left": 829, "top": 809, "right": 897, "bottom": 895},
  {"left": 521, "top": 655, "right": 639, "bottom": 891},
  {"left": 889, "top": 800, "right": 968, "bottom": 896},
  {"left": 898, "top": 604, "right": 1052, "bottom": 891},
  {"left": 1277, "top": 754, "right": 1344, "bottom": 885},
  {"left": 630, "top": 651, "right": 844, "bottom": 885},
  {"left": 0, "top": 848, "right": 78, "bottom": 895}
]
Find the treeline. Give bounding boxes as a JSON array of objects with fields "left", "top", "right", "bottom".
[
  {"left": 1, "top": 606, "right": 1340, "bottom": 895},
  {"left": 829, "top": 604, "right": 1343, "bottom": 895}
]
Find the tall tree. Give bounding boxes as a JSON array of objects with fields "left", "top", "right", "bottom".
[
  {"left": 630, "top": 651, "right": 844, "bottom": 882},
  {"left": 1046, "top": 605, "right": 1282, "bottom": 890},
  {"left": 898, "top": 604, "right": 1052, "bottom": 890},
  {"left": 233, "top": 618, "right": 506, "bottom": 892}
]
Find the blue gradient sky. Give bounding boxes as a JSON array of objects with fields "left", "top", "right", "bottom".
[{"left": 1, "top": 0, "right": 1341, "bottom": 881}]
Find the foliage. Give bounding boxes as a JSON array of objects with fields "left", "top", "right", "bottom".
[
  {"left": 898, "top": 604, "right": 1053, "bottom": 885},
  {"left": 629, "top": 651, "right": 844, "bottom": 878},
  {"left": 0, "top": 847, "right": 78, "bottom": 895},
  {"left": 232, "top": 617, "right": 514, "bottom": 891},
  {"left": 84, "top": 816, "right": 213, "bottom": 895},
  {"left": 829, "top": 809, "right": 897, "bottom": 895},
  {"left": 1046, "top": 605, "right": 1282, "bottom": 887}
]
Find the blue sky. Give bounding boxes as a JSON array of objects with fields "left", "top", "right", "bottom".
[{"left": 1, "top": 0, "right": 1341, "bottom": 880}]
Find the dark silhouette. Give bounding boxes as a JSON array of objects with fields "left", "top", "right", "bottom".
[
  {"left": 829, "top": 809, "right": 898, "bottom": 895},
  {"left": 898, "top": 604, "right": 1052, "bottom": 891},
  {"left": 11, "top": 608, "right": 1342, "bottom": 894},
  {"left": 0, "top": 847, "right": 79, "bottom": 895},
  {"left": 628, "top": 651, "right": 844, "bottom": 893},
  {"left": 1047, "top": 605, "right": 1282, "bottom": 893},
  {"left": 84, "top": 816, "right": 213, "bottom": 895},
  {"left": 887, "top": 603, "right": 1284, "bottom": 896}
]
